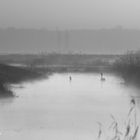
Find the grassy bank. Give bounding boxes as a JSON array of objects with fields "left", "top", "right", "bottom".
[
  {"left": 0, "top": 54, "right": 118, "bottom": 68},
  {"left": 40, "top": 65, "right": 112, "bottom": 73},
  {"left": 113, "top": 51, "right": 140, "bottom": 84},
  {"left": 0, "top": 63, "right": 47, "bottom": 97}
]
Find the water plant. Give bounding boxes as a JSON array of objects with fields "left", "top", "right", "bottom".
[{"left": 97, "top": 98, "right": 139, "bottom": 140}]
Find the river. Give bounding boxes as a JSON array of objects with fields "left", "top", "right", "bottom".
[{"left": 0, "top": 73, "right": 140, "bottom": 140}]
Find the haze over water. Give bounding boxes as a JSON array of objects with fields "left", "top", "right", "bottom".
[
  {"left": 0, "top": 73, "right": 140, "bottom": 140},
  {"left": 0, "top": 0, "right": 140, "bottom": 139}
]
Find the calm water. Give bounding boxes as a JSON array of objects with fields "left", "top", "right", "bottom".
[{"left": 0, "top": 73, "right": 140, "bottom": 140}]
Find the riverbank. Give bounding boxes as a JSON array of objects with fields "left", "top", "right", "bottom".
[
  {"left": 0, "top": 63, "right": 47, "bottom": 97},
  {"left": 113, "top": 67, "right": 140, "bottom": 85},
  {"left": 38, "top": 65, "right": 113, "bottom": 73},
  {"left": 0, "top": 62, "right": 115, "bottom": 97},
  {"left": 113, "top": 51, "right": 140, "bottom": 85}
]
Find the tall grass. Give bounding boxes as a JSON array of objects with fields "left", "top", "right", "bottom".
[
  {"left": 113, "top": 51, "right": 140, "bottom": 83},
  {"left": 97, "top": 98, "right": 139, "bottom": 140}
]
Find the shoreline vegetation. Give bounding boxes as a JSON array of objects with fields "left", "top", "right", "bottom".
[
  {"left": 0, "top": 51, "right": 140, "bottom": 96},
  {"left": 0, "top": 63, "right": 47, "bottom": 97},
  {"left": 0, "top": 53, "right": 117, "bottom": 96},
  {"left": 97, "top": 98, "right": 139, "bottom": 140},
  {"left": 113, "top": 50, "right": 140, "bottom": 85}
]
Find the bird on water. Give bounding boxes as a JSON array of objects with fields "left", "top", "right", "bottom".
[{"left": 100, "top": 73, "right": 106, "bottom": 81}]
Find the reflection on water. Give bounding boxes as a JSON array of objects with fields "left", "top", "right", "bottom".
[{"left": 0, "top": 73, "right": 140, "bottom": 140}]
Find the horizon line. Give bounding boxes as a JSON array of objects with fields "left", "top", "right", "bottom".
[{"left": 1, "top": 26, "right": 140, "bottom": 31}]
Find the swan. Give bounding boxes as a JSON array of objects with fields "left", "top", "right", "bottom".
[{"left": 100, "top": 73, "right": 106, "bottom": 81}]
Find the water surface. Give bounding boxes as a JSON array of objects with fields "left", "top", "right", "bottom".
[{"left": 0, "top": 73, "right": 140, "bottom": 140}]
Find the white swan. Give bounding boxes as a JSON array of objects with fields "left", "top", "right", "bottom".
[{"left": 100, "top": 73, "right": 106, "bottom": 81}]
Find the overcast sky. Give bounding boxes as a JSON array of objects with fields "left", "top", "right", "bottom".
[{"left": 0, "top": 0, "right": 140, "bottom": 29}]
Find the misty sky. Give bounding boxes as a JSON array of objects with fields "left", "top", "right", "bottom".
[{"left": 0, "top": 0, "right": 140, "bottom": 29}]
